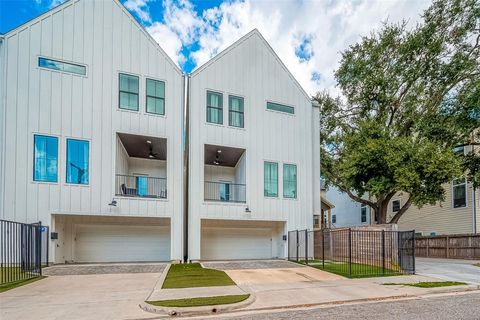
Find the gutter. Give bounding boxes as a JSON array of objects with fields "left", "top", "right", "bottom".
[{"left": 182, "top": 74, "right": 190, "bottom": 262}]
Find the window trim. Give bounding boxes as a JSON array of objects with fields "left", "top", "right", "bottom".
[
  {"left": 228, "top": 95, "right": 245, "bottom": 128},
  {"left": 206, "top": 90, "right": 224, "bottom": 125},
  {"left": 37, "top": 56, "right": 87, "bottom": 77},
  {"left": 145, "top": 77, "right": 166, "bottom": 116},
  {"left": 65, "top": 137, "right": 91, "bottom": 186},
  {"left": 32, "top": 134, "right": 59, "bottom": 184},
  {"left": 266, "top": 100, "right": 295, "bottom": 115},
  {"left": 392, "top": 199, "right": 401, "bottom": 213},
  {"left": 264, "top": 161, "right": 279, "bottom": 198},
  {"left": 283, "top": 163, "right": 297, "bottom": 199},
  {"left": 118, "top": 72, "right": 140, "bottom": 112},
  {"left": 452, "top": 178, "right": 468, "bottom": 209}
]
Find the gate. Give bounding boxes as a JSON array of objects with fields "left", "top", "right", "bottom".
[{"left": 398, "top": 230, "right": 415, "bottom": 274}]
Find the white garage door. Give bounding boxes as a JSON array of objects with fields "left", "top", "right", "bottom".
[
  {"left": 201, "top": 227, "right": 272, "bottom": 260},
  {"left": 75, "top": 224, "right": 170, "bottom": 263}
]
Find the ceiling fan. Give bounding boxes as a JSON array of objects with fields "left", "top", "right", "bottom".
[
  {"left": 147, "top": 140, "right": 158, "bottom": 159},
  {"left": 213, "top": 149, "right": 224, "bottom": 165}
]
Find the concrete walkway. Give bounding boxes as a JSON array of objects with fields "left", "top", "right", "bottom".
[{"left": 415, "top": 258, "right": 480, "bottom": 285}]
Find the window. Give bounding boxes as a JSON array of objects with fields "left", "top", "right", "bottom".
[
  {"left": 283, "top": 164, "right": 297, "bottom": 199},
  {"left": 66, "top": 139, "right": 89, "bottom": 185},
  {"left": 119, "top": 73, "right": 139, "bottom": 111},
  {"left": 33, "top": 135, "right": 58, "bottom": 182},
  {"left": 136, "top": 175, "right": 148, "bottom": 196},
  {"left": 267, "top": 101, "right": 294, "bottom": 114},
  {"left": 229, "top": 95, "right": 244, "bottom": 128},
  {"left": 392, "top": 200, "right": 401, "bottom": 212},
  {"left": 146, "top": 79, "right": 165, "bottom": 115},
  {"left": 206, "top": 91, "right": 223, "bottom": 124},
  {"left": 38, "top": 57, "right": 86, "bottom": 76},
  {"left": 264, "top": 162, "right": 278, "bottom": 197},
  {"left": 313, "top": 215, "right": 320, "bottom": 228},
  {"left": 453, "top": 146, "right": 465, "bottom": 155},
  {"left": 453, "top": 178, "right": 467, "bottom": 208},
  {"left": 220, "top": 182, "right": 230, "bottom": 201},
  {"left": 361, "top": 204, "right": 367, "bottom": 223},
  {"left": 332, "top": 214, "right": 337, "bottom": 224}
]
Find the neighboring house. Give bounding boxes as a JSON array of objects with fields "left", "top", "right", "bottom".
[
  {"left": 325, "top": 186, "right": 372, "bottom": 228},
  {"left": 388, "top": 145, "right": 479, "bottom": 235},
  {"left": 0, "top": 0, "right": 320, "bottom": 263}
]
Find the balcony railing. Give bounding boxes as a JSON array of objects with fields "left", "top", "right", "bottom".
[
  {"left": 204, "top": 181, "right": 246, "bottom": 203},
  {"left": 115, "top": 174, "right": 167, "bottom": 199}
]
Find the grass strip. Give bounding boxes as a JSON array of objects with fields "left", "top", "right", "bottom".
[
  {"left": 147, "top": 294, "right": 250, "bottom": 308},
  {"left": 0, "top": 276, "right": 46, "bottom": 293},
  {"left": 383, "top": 281, "right": 467, "bottom": 288},
  {"left": 301, "top": 260, "right": 402, "bottom": 278},
  {"left": 162, "top": 263, "right": 235, "bottom": 289}
]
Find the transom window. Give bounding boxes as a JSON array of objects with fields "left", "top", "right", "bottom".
[
  {"left": 283, "top": 164, "right": 297, "bottom": 199},
  {"left": 267, "top": 101, "right": 294, "bottom": 114},
  {"left": 66, "top": 139, "right": 89, "bottom": 185},
  {"left": 119, "top": 73, "right": 139, "bottom": 111},
  {"left": 264, "top": 162, "right": 278, "bottom": 197},
  {"left": 206, "top": 91, "right": 223, "bottom": 124},
  {"left": 229, "top": 95, "right": 244, "bottom": 128},
  {"left": 392, "top": 200, "right": 401, "bottom": 212},
  {"left": 146, "top": 78, "right": 165, "bottom": 115},
  {"left": 33, "top": 135, "right": 58, "bottom": 182},
  {"left": 453, "top": 178, "right": 467, "bottom": 208},
  {"left": 38, "top": 57, "right": 86, "bottom": 76}
]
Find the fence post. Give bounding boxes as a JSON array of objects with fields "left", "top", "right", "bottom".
[
  {"left": 322, "top": 229, "right": 325, "bottom": 269},
  {"left": 296, "top": 230, "right": 299, "bottom": 262},
  {"left": 305, "top": 229, "right": 308, "bottom": 265},
  {"left": 348, "top": 228, "right": 352, "bottom": 277},
  {"left": 412, "top": 230, "right": 416, "bottom": 274},
  {"left": 382, "top": 230, "right": 385, "bottom": 275},
  {"left": 445, "top": 235, "right": 449, "bottom": 259}
]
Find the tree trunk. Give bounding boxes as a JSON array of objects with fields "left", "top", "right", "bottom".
[{"left": 376, "top": 203, "right": 389, "bottom": 224}]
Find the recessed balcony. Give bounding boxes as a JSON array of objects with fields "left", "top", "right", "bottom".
[{"left": 115, "top": 133, "right": 167, "bottom": 199}]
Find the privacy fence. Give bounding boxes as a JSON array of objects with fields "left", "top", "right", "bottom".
[
  {"left": 415, "top": 234, "right": 480, "bottom": 259},
  {"left": 288, "top": 228, "right": 415, "bottom": 278},
  {"left": 1, "top": 219, "right": 49, "bottom": 286}
]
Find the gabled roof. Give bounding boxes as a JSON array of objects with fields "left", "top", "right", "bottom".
[
  {"left": 3, "top": 0, "right": 182, "bottom": 75},
  {"left": 190, "top": 29, "right": 312, "bottom": 102}
]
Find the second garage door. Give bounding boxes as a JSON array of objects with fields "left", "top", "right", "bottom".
[
  {"left": 201, "top": 227, "right": 273, "bottom": 260},
  {"left": 75, "top": 224, "right": 170, "bottom": 263}
]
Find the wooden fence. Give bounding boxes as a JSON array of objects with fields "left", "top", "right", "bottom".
[{"left": 415, "top": 234, "right": 480, "bottom": 259}]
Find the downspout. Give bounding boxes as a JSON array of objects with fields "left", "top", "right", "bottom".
[
  {"left": 473, "top": 185, "right": 477, "bottom": 234},
  {"left": 182, "top": 74, "right": 190, "bottom": 262}
]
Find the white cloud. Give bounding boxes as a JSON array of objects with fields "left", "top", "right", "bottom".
[{"left": 124, "top": 0, "right": 152, "bottom": 23}]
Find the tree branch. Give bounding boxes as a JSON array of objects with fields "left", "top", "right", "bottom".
[
  {"left": 389, "top": 196, "right": 413, "bottom": 224},
  {"left": 341, "top": 188, "right": 378, "bottom": 210}
]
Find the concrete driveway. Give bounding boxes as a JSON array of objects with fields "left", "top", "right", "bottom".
[
  {"left": 0, "top": 271, "right": 162, "bottom": 320},
  {"left": 415, "top": 257, "right": 480, "bottom": 285}
]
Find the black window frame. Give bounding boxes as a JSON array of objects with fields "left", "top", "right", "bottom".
[
  {"left": 206, "top": 91, "right": 223, "bottom": 125},
  {"left": 361, "top": 204, "right": 367, "bottom": 223},
  {"left": 228, "top": 95, "right": 244, "bottom": 128},
  {"left": 145, "top": 78, "right": 165, "bottom": 115},
  {"left": 392, "top": 200, "right": 401, "bottom": 212},
  {"left": 118, "top": 73, "right": 139, "bottom": 111}
]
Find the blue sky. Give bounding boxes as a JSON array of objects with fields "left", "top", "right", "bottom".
[{"left": 0, "top": 0, "right": 430, "bottom": 94}]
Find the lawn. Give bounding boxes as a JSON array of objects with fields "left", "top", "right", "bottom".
[
  {"left": 302, "top": 260, "right": 402, "bottom": 278},
  {"left": 147, "top": 294, "right": 250, "bottom": 307},
  {"left": 383, "top": 281, "right": 466, "bottom": 288},
  {"left": 162, "top": 263, "right": 235, "bottom": 289},
  {"left": 474, "top": 264, "right": 480, "bottom": 268},
  {"left": 0, "top": 276, "right": 46, "bottom": 293}
]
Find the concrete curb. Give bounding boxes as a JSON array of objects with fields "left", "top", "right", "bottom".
[
  {"left": 139, "top": 292, "right": 256, "bottom": 317},
  {"left": 145, "top": 264, "right": 171, "bottom": 301}
]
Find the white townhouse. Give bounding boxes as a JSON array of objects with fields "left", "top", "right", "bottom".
[
  {"left": 0, "top": 0, "right": 185, "bottom": 263},
  {"left": 0, "top": 0, "right": 321, "bottom": 263},
  {"left": 187, "top": 30, "right": 321, "bottom": 260}
]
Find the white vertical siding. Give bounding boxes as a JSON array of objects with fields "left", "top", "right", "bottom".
[{"left": 0, "top": 0, "right": 184, "bottom": 261}]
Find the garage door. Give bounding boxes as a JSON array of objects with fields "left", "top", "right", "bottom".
[
  {"left": 75, "top": 224, "right": 170, "bottom": 263},
  {"left": 201, "top": 227, "right": 272, "bottom": 260}
]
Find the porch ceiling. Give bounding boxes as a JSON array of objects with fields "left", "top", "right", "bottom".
[
  {"left": 204, "top": 144, "right": 245, "bottom": 167},
  {"left": 118, "top": 133, "right": 167, "bottom": 160}
]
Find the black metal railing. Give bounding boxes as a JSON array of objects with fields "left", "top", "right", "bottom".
[
  {"left": 204, "top": 181, "right": 246, "bottom": 203},
  {"left": 1, "top": 220, "right": 44, "bottom": 285},
  {"left": 115, "top": 174, "right": 167, "bottom": 199},
  {"left": 288, "top": 228, "right": 415, "bottom": 278}
]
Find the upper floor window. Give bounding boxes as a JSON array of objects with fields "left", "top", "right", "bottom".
[
  {"left": 146, "top": 79, "right": 165, "bottom": 115},
  {"left": 33, "top": 135, "right": 58, "bottom": 182},
  {"left": 454, "top": 146, "right": 465, "bottom": 155},
  {"left": 38, "top": 57, "right": 86, "bottom": 76},
  {"left": 207, "top": 91, "right": 223, "bottom": 124},
  {"left": 361, "top": 204, "right": 367, "bottom": 223},
  {"left": 332, "top": 214, "right": 337, "bottom": 224},
  {"left": 267, "top": 101, "right": 294, "bottom": 115},
  {"left": 229, "top": 95, "right": 244, "bottom": 128},
  {"left": 392, "top": 200, "right": 401, "bottom": 212},
  {"left": 66, "top": 139, "right": 89, "bottom": 185},
  {"left": 264, "top": 161, "right": 278, "bottom": 197},
  {"left": 283, "top": 164, "right": 297, "bottom": 199},
  {"left": 119, "top": 73, "right": 139, "bottom": 111},
  {"left": 453, "top": 178, "right": 467, "bottom": 208}
]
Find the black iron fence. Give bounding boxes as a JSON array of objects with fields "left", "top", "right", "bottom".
[
  {"left": 204, "top": 181, "right": 246, "bottom": 203},
  {"left": 1, "top": 220, "right": 46, "bottom": 285},
  {"left": 115, "top": 174, "right": 167, "bottom": 199},
  {"left": 288, "top": 228, "right": 415, "bottom": 278}
]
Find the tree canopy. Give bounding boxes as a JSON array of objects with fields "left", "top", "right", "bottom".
[{"left": 316, "top": 0, "right": 480, "bottom": 224}]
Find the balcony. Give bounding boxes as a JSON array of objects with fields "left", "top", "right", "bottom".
[
  {"left": 204, "top": 144, "right": 246, "bottom": 203},
  {"left": 115, "top": 133, "right": 167, "bottom": 199}
]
